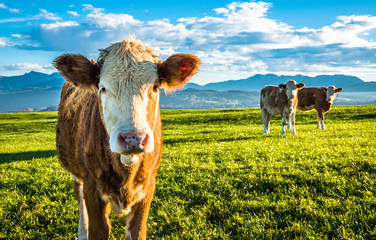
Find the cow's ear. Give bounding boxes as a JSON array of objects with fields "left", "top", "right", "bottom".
[
  {"left": 335, "top": 87, "right": 343, "bottom": 93},
  {"left": 296, "top": 83, "right": 305, "bottom": 89},
  {"left": 158, "top": 53, "right": 201, "bottom": 93},
  {"left": 322, "top": 87, "right": 327, "bottom": 92},
  {"left": 54, "top": 54, "right": 100, "bottom": 89},
  {"left": 278, "top": 84, "right": 286, "bottom": 90}
]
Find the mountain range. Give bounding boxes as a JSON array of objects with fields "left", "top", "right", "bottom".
[
  {"left": 183, "top": 74, "right": 376, "bottom": 92},
  {"left": 1, "top": 71, "right": 376, "bottom": 112}
]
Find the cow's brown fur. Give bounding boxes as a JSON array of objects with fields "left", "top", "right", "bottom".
[
  {"left": 56, "top": 81, "right": 162, "bottom": 239},
  {"left": 55, "top": 39, "right": 200, "bottom": 240},
  {"left": 297, "top": 86, "right": 342, "bottom": 129}
]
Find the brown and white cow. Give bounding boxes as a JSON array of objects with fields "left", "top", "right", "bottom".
[
  {"left": 297, "top": 86, "right": 343, "bottom": 129},
  {"left": 260, "top": 80, "right": 305, "bottom": 135},
  {"left": 54, "top": 38, "right": 200, "bottom": 240}
]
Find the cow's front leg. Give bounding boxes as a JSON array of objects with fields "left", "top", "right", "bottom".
[
  {"left": 83, "top": 182, "right": 110, "bottom": 240},
  {"left": 287, "top": 112, "right": 292, "bottom": 129},
  {"left": 318, "top": 111, "right": 325, "bottom": 130},
  {"left": 291, "top": 112, "right": 297, "bottom": 135},
  {"left": 281, "top": 115, "right": 287, "bottom": 135},
  {"left": 317, "top": 114, "right": 321, "bottom": 129},
  {"left": 74, "top": 180, "right": 88, "bottom": 240},
  {"left": 126, "top": 191, "right": 155, "bottom": 240}
]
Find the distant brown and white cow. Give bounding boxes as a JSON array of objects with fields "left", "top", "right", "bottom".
[
  {"left": 54, "top": 38, "right": 200, "bottom": 240},
  {"left": 297, "top": 86, "right": 342, "bottom": 129},
  {"left": 260, "top": 80, "right": 305, "bottom": 135}
]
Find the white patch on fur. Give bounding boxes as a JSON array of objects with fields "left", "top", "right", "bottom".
[
  {"left": 77, "top": 183, "right": 88, "bottom": 240},
  {"left": 121, "top": 155, "right": 139, "bottom": 165},
  {"left": 98, "top": 39, "right": 160, "bottom": 155},
  {"left": 285, "top": 80, "right": 299, "bottom": 100},
  {"left": 292, "top": 123, "right": 297, "bottom": 135},
  {"left": 101, "top": 194, "right": 132, "bottom": 216},
  {"left": 326, "top": 86, "right": 338, "bottom": 104},
  {"left": 126, "top": 211, "right": 134, "bottom": 240},
  {"left": 134, "top": 185, "right": 145, "bottom": 203},
  {"left": 263, "top": 125, "right": 269, "bottom": 134},
  {"left": 321, "top": 120, "right": 325, "bottom": 130}
]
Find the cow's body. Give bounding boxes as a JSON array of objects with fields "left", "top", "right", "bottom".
[
  {"left": 55, "top": 38, "right": 200, "bottom": 240},
  {"left": 297, "top": 86, "right": 342, "bottom": 129},
  {"left": 260, "top": 80, "right": 304, "bottom": 135}
]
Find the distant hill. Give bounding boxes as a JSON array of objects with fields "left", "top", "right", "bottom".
[
  {"left": 184, "top": 74, "right": 376, "bottom": 92},
  {"left": 0, "top": 71, "right": 64, "bottom": 91},
  {"left": 1, "top": 71, "right": 376, "bottom": 112},
  {"left": 160, "top": 88, "right": 260, "bottom": 109}
]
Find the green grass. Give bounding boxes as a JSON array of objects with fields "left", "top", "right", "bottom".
[{"left": 1, "top": 106, "right": 375, "bottom": 239}]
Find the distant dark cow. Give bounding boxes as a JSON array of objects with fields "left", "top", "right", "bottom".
[
  {"left": 297, "top": 86, "right": 342, "bottom": 129},
  {"left": 260, "top": 80, "right": 305, "bottom": 135},
  {"left": 54, "top": 38, "right": 200, "bottom": 240}
]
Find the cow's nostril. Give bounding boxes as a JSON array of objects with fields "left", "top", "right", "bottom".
[{"left": 140, "top": 134, "right": 149, "bottom": 147}]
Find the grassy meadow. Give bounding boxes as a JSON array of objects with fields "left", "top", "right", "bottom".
[{"left": 0, "top": 105, "right": 375, "bottom": 239}]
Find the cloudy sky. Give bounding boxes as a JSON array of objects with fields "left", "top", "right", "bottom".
[{"left": 1, "top": 0, "right": 376, "bottom": 84}]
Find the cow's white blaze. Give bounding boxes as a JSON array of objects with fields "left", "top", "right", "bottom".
[
  {"left": 97, "top": 39, "right": 160, "bottom": 155},
  {"left": 285, "top": 80, "right": 300, "bottom": 100},
  {"left": 326, "top": 86, "right": 338, "bottom": 103}
]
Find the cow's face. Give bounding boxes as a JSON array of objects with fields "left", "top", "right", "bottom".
[
  {"left": 279, "top": 80, "right": 305, "bottom": 100},
  {"left": 54, "top": 39, "right": 200, "bottom": 159},
  {"left": 324, "top": 86, "right": 342, "bottom": 103}
]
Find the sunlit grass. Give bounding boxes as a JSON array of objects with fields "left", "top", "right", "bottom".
[{"left": 0, "top": 106, "right": 375, "bottom": 239}]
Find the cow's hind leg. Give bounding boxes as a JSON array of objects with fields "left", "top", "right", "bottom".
[
  {"left": 83, "top": 181, "right": 110, "bottom": 240},
  {"left": 262, "top": 109, "right": 271, "bottom": 134},
  {"left": 74, "top": 179, "right": 88, "bottom": 240}
]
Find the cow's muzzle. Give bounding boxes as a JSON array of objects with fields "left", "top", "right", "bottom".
[{"left": 117, "top": 132, "right": 152, "bottom": 154}]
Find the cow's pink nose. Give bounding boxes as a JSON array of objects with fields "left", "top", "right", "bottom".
[{"left": 118, "top": 133, "right": 149, "bottom": 154}]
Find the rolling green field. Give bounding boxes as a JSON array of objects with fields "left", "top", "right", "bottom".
[{"left": 1, "top": 105, "right": 375, "bottom": 239}]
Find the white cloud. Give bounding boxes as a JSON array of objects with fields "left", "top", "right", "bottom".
[
  {"left": 0, "top": 3, "right": 20, "bottom": 13},
  {"left": 38, "top": 9, "right": 61, "bottom": 21},
  {"left": 67, "top": 11, "right": 79, "bottom": 17},
  {"left": 9, "top": 8, "right": 20, "bottom": 13},
  {"left": 41, "top": 21, "right": 79, "bottom": 30},
  {"left": 0, "top": 62, "right": 54, "bottom": 72},
  {"left": 82, "top": 4, "right": 104, "bottom": 14},
  {"left": 11, "top": 34, "right": 30, "bottom": 39},
  {"left": 0, "top": 37, "right": 8, "bottom": 46},
  {"left": 10, "top": 1, "right": 376, "bottom": 82},
  {"left": 87, "top": 12, "right": 142, "bottom": 28},
  {"left": 0, "top": 9, "right": 60, "bottom": 23}
]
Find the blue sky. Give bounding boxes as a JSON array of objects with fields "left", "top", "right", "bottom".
[{"left": 1, "top": 0, "right": 376, "bottom": 84}]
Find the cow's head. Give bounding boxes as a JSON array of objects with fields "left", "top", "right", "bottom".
[
  {"left": 54, "top": 38, "right": 200, "bottom": 160},
  {"left": 322, "top": 86, "right": 342, "bottom": 103},
  {"left": 279, "top": 80, "right": 305, "bottom": 100}
]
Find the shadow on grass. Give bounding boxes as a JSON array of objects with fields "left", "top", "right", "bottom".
[{"left": 0, "top": 150, "right": 57, "bottom": 164}]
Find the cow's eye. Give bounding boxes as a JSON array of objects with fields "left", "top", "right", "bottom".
[
  {"left": 153, "top": 84, "right": 159, "bottom": 92},
  {"left": 99, "top": 86, "right": 106, "bottom": 94}
]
